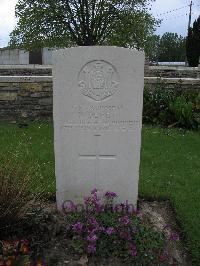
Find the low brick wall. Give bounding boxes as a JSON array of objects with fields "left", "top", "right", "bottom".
[
  {"left": 0, "top": 76, "right": 52, "bottom": 121},
  {"left": 0, "top": 76, "right": 199, "bottom": 121},
  {"left": 145, "top": 77, "right": 200, "bottom": 90}
]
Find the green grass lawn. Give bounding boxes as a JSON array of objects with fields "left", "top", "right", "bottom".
[
  {"left": 140, "top": 126, "right": 200, "bottom": 264},
  {"left": 0, "top": 122, "right": 199, "bottom": 264}
]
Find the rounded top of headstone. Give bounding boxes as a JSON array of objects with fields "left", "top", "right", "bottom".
[{"left": 53, "top": 46, "right": 145, "bottom": 59}]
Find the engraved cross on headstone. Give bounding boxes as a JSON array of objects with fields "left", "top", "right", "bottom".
[{"left": 79, "top": 134, "right": 116, "bottom": 182}]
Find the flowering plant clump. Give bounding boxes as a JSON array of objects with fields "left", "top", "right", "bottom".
[
  {"left": 0, "top": 239, "right": 46, "bottom": 266},
  {"left": 0, "top": 239, "right": 29, "bottom": 266},
  {"left": 64, "top": 189, "right": 166, "bottom": 264}
]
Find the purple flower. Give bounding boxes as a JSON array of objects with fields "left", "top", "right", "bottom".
[
  {"left": 159, "top": 250, "right": 169, "bottom": 262},
  {"left": 99, "top": 226, "right": 105, "bottom": 232},
  {"left": 127, "top": 205, "right": 140, "bottom": 216},
  {"left": 72, "top": 221, "right": 83, "bottom": 233},
  {"left": 169, "top": 232, "right": 179, "bottom": 241},
  {"left": 84, "top": 192, "right": 102, "bottom": 214},
  {"left": 94, "top": 203, "right": 104, "bottom": 213},
  {"left": 119, "top": 215, "right": 130, "bottom": 226},
  {"left": 89, "top": 228, "right": 99, "bottom": 234},
  {"left": 84, "top": 196, "right": 92, "bottom": 205},
  {"left": 91, "top": 188, "right": 98, "bottom": 194},
  {"left": 87, "top": 243, "right": 96, "bottom": 253},
  {"left": 129, "top": 243, "right": 137, "bottom": 257},
  {"left": 87, "top": 217, "right": 99, "bottom": 227},
  {"left": 105, "top": 227, "right": 115, "bottom": 235},
  {"left": 134, "top": 209, "right": 141, "bottom": 216},
  {"left": 62, "top": 200, "right": 77, "bottom": 213},
  {"left": 113, "top": 204, "right": 123, "bottom": 213},
  {"left": 87, "top": 234, "right": 98, "bottom": 242},
  {"left": 105, "top": 191, "right": 118, "bottom": 199}
]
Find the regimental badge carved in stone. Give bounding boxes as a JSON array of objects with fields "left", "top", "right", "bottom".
[{"left": 78, "top": 60, "right": 119, "bottom": 101}]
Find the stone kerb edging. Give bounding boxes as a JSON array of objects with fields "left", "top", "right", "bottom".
[
  {"left": 0, "top": 65, "right": 52, "bottom": 69},
  {"left": 0, "top": 65, "right": 197, "bottom": 71},
  {"left": 0, "top": 76, "right": 199, "bottom": 85},
  {"left": 0, "top": 76, "right": 52, "bottom": 83},
  {"left": 145, "top": 77, "right": 200, "bottom": 85},
  {"left": 149, "top": 66, "right": 198, "bottom": 71}
]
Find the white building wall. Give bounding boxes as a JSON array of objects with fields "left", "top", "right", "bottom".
[
  {"left": 0, "top": 48, "right": 30, "bottom": 65},
  {"left": 19, "top": 50, "right": 29, "bottom": 64},
  {"left": 8, "top": 49, "right": 19, "bottom": 64},
  {"left": 42, "top": 48, "right": 55, "bottom": 65},
  {"left": 0, "top": 47, "right": 55, "bottom": 65},
  {"left": 0, "top": 49, "right": 17, "bottom": 64}
]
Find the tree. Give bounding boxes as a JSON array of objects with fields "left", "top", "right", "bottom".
[
  {"left": 9, "top": 0, "right": 158, "bottom": 50},
  {"left": 144, "top": 34, "right": 160, "bottom": 62},
  {"left": 186, "top": 16, "right": 200, "bottom": 67},
  {"left": 158, "top": 32, "right": 186, "bottom": 62}
]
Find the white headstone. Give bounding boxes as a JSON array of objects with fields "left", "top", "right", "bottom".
[{"left": 53, "top": 46, "right": 144, "bottom": 208}]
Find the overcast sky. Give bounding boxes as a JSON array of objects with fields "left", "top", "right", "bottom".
[{"left": 0, "top": 0, "right": 199, "bottom": 48}]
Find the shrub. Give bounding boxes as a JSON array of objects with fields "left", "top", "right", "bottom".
[
  {"left": 0, "top": 156, "right": 43, "bottom": 236},
  {"left": 143, "top": 86, "right": 176, "bottom": 125},
  {"left": 169, "top": 96, "right": 194, "bottom": 128},
  {"left": 63, "top": 189, "right": 166, "bottom": 264},
  {"left": 143, "top": 86, "right": 200, "bottom": 129}
]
